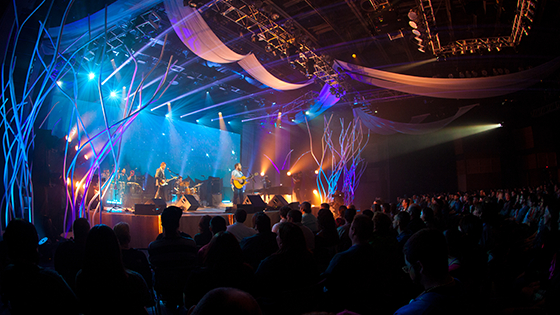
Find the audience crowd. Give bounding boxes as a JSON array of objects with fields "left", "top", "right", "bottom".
[{"left": 1, "top": 184, "right": 560, "bottom": 315}]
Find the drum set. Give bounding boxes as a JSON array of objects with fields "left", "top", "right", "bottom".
[{"left": 174, "top": 181, "right": 202, "bottom": 202}]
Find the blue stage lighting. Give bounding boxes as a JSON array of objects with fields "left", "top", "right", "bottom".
[
  {"left": 110, "top": 91, "right": 117, "bottom": 98},
  {"left": 88, "top": 72, "right": 95, "bottom": 80}
]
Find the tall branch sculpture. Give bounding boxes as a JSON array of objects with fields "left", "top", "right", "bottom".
[
  {"left": 305, "top": 115, "right": 369, "bottom": 205},
  {"left": 1, "top": 2, "right": 173, "bottom": 231}
]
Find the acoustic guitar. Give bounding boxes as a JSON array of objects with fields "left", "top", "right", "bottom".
[{"left": 232, "top": 173, "right": 258, "bottom": 190}]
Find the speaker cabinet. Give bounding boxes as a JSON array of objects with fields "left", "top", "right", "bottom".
[
  {"left": 242, "top": 195, "right": 266, "bottom": 212},
  {"left": 267, "top": 195, "right": 288, "bottom": 209},
  {"left": 174, "top": 195, "right": 199, "bottom": 211},
  {"left": 135, "top": 204, "right": 164, "bottom": 215}
]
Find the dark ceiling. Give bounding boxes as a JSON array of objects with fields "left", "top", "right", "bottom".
[{"left": 32, "top": 0, "right": 560, "bottom": 128}]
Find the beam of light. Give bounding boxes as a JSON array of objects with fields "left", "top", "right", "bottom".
[
  {"left": 110, "top": 91, "right": 117, "bottom": 98},
  {"left": 181, "top": 90, "right": 270, "bottom": 118},
  {"left": 88, "top": 72, "right": 95, "bottom": 80},
  {"left": 387, "top": 124, "right": 502, "bottom": 160},
  {"left": 263, "top": 154, "right": 280, "bottom": 174},
  {"left": 151, "top": 102, "right": 170, "bottom": 112}
]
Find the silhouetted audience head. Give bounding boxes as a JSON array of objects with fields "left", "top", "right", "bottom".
[
  {"left": 403, "top": 229, "right": 449, "bottom": 285},
  {"left": 394, "top": 211, "right": 411, "bottom": 232},
  {"left": 277, "top": 222, "right": 307, "bottom": 254},
  {"left": 362, "top": 209, "right": 374, "bottom": 219},
  {"left": 199, "top": 215, "right": 212, "bottom": 233},
  {"left": 73, "top": 218, "right": 90, "bottom": 243},
  {"left": 344, "top": 207, "right": 357, "bottom": 223},
  {"left": 161, "top": 206, "right": 183, "bottom": 234},
  {"left": 408, "top": 204, "right": 422, "bottom": 219},
  {"left": 82, "top": 224, "right": 125, "bottom": 275},
  {"left": 234, "top": 209, "right": 248, "bottom": 223},
  {"left": 287, "top": 209, "right": 303, "bottom": 223},
  {"left": 279, "top": 205, "right": 292, "bottom": 219},
  {"left": 373, "top": 212, "right": 392, "bottom": 234},
  {"left": 338, "top": 205, "right": 347, "bottom": 217},
  {"left": 4, "top": 219, "right": 39, "bottom": 263},
  {"left": 210, "top": 216, "right": 227, "bottom": 234},
  {"left": 300, "top": 201, "right": 312, "bottom": 214},
  {"left": 320, "top": 203, "right": 330, "bottom": 211},
  {"left": 459, "top": 214, "right": 483, "bottom": 243},
  {"left": 189, "top": 287, "right": 262, "bottom": 315},
  {"left": 254, "top": 212, "right": 272, "bottom": 233},
  {"left": 318, "top": 209, "right": 336, "bottom": 228},
  {"left": 350, "top": 214, "right": 373, "bottom": 243},
  {"left": 421, "top": 208, "right": 435, "bottom": 222},
  {"left": 204, "top": 231, "right": 243, "bottom": 268},
  {"left": 113, "top": 222, "right": 131, "bottom": 247}
]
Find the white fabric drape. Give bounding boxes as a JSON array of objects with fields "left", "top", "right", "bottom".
[
  {"left": 287, "top": 83, "right": 341, "bottom": 124},
  {"left": 164, "top": 0, "right": 247, "bottom": 63},
  {"left": 353, "top": 104, "right": 478, "bottom": 135},
  {"left": 336, "top": 58, "right": 560, "bottom": 99},
  {"left": 238, "top": 54, "right": 313, "bottom": 91},
  {"left": 164, "top": 0, "right": 312, "bottom": 90}
]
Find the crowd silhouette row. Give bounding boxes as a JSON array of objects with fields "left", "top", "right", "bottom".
[{"left": 1, "top": 184, "right": 560, "bottom": 315}]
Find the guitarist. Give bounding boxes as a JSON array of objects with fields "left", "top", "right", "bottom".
[
  {"left": 231, "top": 163, "right": 245, "bottom": 205},
  {"left": 155, "top": 162, "right": 168, "bottom": 202}
]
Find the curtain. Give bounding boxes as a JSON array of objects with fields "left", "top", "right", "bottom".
[
  {"left": 336, "top": 58, "right": 560, "bottom": 99},
  {"left": 353, "top": 104, "right": 478, "bottom": 135}
]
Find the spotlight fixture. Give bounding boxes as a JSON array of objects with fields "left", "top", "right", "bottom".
[
  {"left": 412, "top": 29, "right": 421, "bottom": 36},
  {"left": 409, "top": 21, "right": 418, "bottom": 29},
  {"left": 287, "top": 171, "right": 291, "bottom": 176},
  {"left": 110, "top": 91, "right": 117, "bottom": 98},
  {"left": 88, "top": 72, "right": 95, "bottom": 80}
]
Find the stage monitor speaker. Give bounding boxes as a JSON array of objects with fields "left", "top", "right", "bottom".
[
  {"left": 267, "top": 195, "right": 289, "bottom": 209},
  {"left": 174, "top": 195, "right": 199, "bottom": 211},
  {"left": 135, "top": 204, "right": 164, "bottom": 215},
  {"left": 242, "top": 195, "right": 266, "bottom": 212}
]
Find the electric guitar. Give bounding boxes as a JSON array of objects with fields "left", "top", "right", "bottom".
[
  {"left": 157, "top": 176, "right": 177, "bottom": 187},
  {"left": 232, "top": 173, "right": 257, "bottom": 190}
]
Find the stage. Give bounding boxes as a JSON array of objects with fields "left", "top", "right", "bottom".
[{"left": 92, "top": 206, "right": 280, "bottom": 249}]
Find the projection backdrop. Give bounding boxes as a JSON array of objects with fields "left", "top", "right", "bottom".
[{"left": 46, "top": 95, "right": 240, "bottom": 184}]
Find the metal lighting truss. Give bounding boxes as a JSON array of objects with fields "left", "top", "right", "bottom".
[
  {"left": 415, "top": 0, "right": 537, "bottom": 56},
  {"left": 206, "top": 0, "right": 340, "bottom": 87}
]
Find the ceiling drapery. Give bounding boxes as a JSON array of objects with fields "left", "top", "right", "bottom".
[
  {"left": 164, "top": 0, "right": 312, "bottom": 91},
  {"left": 353, "top": 104, "right": 478, "bottom": 135},
  {"left": 335, "top": 58, "right": 560, "bottom": 99}
]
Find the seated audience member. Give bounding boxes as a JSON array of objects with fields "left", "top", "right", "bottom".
[
  {"left": 407, "top": 204, "right": 426, "bottom": 234},
  {"left": 335, "top": 205, "right": 347, "bottom": 228},
  {"left": 323, "top": 215, "right": 387, "bottom": 314},
  {"left": 188, "top": 287, "right": 262, "bottom": 315},
  {"left": 197, "top": 215, "right": 228, "bottom": 263},
  {"left": 148, "top": 206, "right": 198, "bottom": 307},
  {"left": 1, "top": 219, "right": 79, "bottom": 315},
  {"left": 301, "top": 201, "right": 318, "bottom": 232},
  {"left": 315, "top": 208, "right": 340, "bottom": 269},
  {"left": 255, "top": 222, "right": 319, "bottom": 314},
  {"left": 227, "top": 209, "right": 257, "bottom": 242},
  {"left": 184, "top": 231, "right": 255, "bottom": 309},
  {"left": 154, "top": 206, "right": 192, "bottom": 240},
  {"left": 337, "top": 206, "right": 357, "bottom": 252},
  {"left": 54, "top": 217, "right": 90, "bottom": 290},
  {"left": 272, "top": 205, "right": 291, "bottom": 234},
  {"left": 287, "top": 209, "right": 315, "bottom": 251},
  {"left": 76, "top": 224, "right": 152, "bottom": 314},
  {"left": 240, "top": 212, "right": 279, "bottom": 270},
  {"left": 362, "top": 209, "right": 374, "bottom": 219},
  {"left": 194, "top": 215, "right": 213, "bottom": 247},
  {"left": 393, "top": 211, "right": 412, "bottom": 250},
  {"left": 421, "top": 208, "right": 440, "bottom": 230},
  {"left": 113, "top": 222, "right": 152, "bottom": 288},
  {"left": 395, "top": 229, "right": 466, "bottom": 315}
]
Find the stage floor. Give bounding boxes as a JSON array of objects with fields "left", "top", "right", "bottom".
[{"left": 93, "top": 206, "right": 279, "bottom": 249}]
